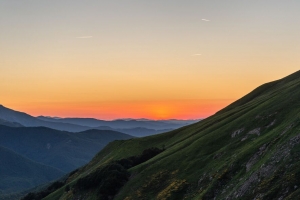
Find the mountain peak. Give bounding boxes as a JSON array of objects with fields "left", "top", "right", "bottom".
[{"left": 0, "top": 104, "right": 11, "bottom": 110}]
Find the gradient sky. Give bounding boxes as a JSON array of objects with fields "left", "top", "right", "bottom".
[{"left": 1, "top": 1, "right": 299, "bottom": 119}]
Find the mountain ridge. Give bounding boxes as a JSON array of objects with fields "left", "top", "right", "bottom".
[
  {"left": 0, "top": 118, "right": 23, "bottom": 127},
  {"left": 0, "top": 106, "right": 91, "bottom": 132},
  {"left": 0, "top": 125, "right": 133, "bottom": 173},
  {"left": 218, "top": 70, "right": 300, "bottom": 114},
  {"left": 0, "top": 145, "right": 64, "bottom": 196},
  {"left": 36, "top": 116, "right": 198, "bottom": 129},
  {"left": 0, "top": 105, "right": 198, "bottom": 135}
]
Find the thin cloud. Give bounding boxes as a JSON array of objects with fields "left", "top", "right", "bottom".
[
  {"left": 202, "top": 19, "right": 210, "bottom": 22},
  {"left": 192, "top": 54, "right": 202, "bottom": 56},
  {"left": 76, "top": 36, "right": 93, "bottom": 39}
]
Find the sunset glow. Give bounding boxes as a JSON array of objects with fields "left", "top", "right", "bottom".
[
  {"left": 1, "top": 1, "right": 299, "bottom": 119},
  {"left": 3, "top": 99, "right": 233, "bottom": 120}
]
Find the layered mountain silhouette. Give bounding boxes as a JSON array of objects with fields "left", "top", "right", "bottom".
[
  {"left": 0, "top": 125, "right": 132, "bottom": 173},
  {"left": 0, "top": 118, "right": 23, "bottom": 127},
  {"left": 36, "top": 116, "right": 196, "bottom": 130},
  {"left": 0, "top": 105, "right": 198, "bottom": 136},
  {"left": 0, "top": 146, "right": 63, "bottom": 195},
  {"left": 96, "top": 126, "right": 173, "bottom": 137},
  {"left": 0, "top": 104, "right": 197, "bottom": 198},
  {"left": 41, "top": 70, "right": 300, "bottom": 200},
  {"left": 0, "top": 105, "right": 90, "bottom": 132},
  {"left": 0, "top": 125, "right": 132, "bottom": 198}
]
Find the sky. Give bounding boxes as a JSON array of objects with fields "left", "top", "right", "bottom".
[{"left": 0, "top": 0, "right": 299, "bottom": 120}]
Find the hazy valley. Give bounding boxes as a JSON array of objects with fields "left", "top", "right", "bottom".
[{"left": 0, "top": 106, "right": 196, "bottom": 199}]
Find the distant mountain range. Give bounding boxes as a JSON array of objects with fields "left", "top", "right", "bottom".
[
  {"left": 0, "top": 125, "right": 132, "bottom": 197},
  {"left": 0, "top": 105, "right": 197, "bottom": 198},
  {"left": 0, "top": 125, "right": 132, "bottom": 173},
  {"left": 0, "top": 105, "right": 199, "bottom": 136},
  {"left": 0, "top": 146, "right": 63, "bottom": 196},
  {"left": 0, "top": 105, "right": 90, "bottom": 132},
  {"left": 96, "top": 126, "right": 173, "bottom": 137},
  {"left": 37, "top": 116, "right": 198, "bottom": 129},
  {"left": 0, "top": 118, "right": 23, "bottom": 127}
]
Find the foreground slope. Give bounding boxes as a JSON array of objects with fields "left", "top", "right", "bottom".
[{"left": 45, "top": 70, "right": 300, "bottom": 200}]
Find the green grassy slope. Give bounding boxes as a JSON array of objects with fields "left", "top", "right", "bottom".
[
  {"left": 44, "top": 70, "right": 300, "bottom": 200},
  {"left": 0, "top": 146, "right": 63, "bottom": 197}
]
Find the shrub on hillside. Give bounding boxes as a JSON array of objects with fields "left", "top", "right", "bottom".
[
  {"left": 75, "top": 163, "right": 129, "bottom": 190},
  {"left": 75, "top": 147, "right": 164, "bottom": 199},
  {"left": 116, "top": 147, "right": 164, "bottom": 169}
]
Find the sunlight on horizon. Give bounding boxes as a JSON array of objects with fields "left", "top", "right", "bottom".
[{"left": 1, "top": 1, "right": 299, "bottom": 119}]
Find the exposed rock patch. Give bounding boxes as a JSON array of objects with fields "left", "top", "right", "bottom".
[
  {"left": 226, "top": 133, "right": 300, "bottom": 199},
  {"left": 280, "top": 124, "right": 294, "bottom": 136},
  {"left": 247, "top": 128, "right": 261, "bottom": 136},
  {"left": 246, "top": 144, "right": 268, "bottom": 172},
  {"left": 241, "top": 136, "right": 248, "bottom": 142},
  {"left": 231, "top": 128, "right": 245, "bottom": 138},
  {"left": 266, "top": 119, "right": 276, "bottom": 128}
]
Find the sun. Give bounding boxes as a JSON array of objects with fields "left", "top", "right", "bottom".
[{"left": 148, "top": 105, "right": 174, "bottom": 120}]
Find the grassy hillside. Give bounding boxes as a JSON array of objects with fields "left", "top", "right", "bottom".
[
  {"left": 44, "top": 70, "right": 300, "bottom": 200},
  {"left": 0, "top": 146, "right": 63, "bottom": 197}
]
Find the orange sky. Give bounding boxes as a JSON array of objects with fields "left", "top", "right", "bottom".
[
  {"left": 0, "top": 1, "right": 299, "bottom": 120},
  {"left": 4, "top": 100, "right": 233, "bottom": 120}
]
